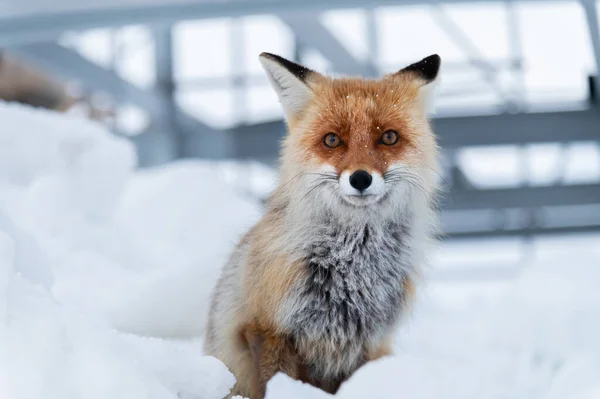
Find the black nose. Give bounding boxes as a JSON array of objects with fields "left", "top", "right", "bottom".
[{"left": 349, "top": 170, "right": 372, "bottom": 192}]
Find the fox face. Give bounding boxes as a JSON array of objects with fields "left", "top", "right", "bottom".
[{"left": 260, "top": 53, "right": 441, "bottom": 218}]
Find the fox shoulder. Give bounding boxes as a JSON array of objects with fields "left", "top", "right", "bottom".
[{"left": 238, "top": 215, "right": 306, "bottom": 326}]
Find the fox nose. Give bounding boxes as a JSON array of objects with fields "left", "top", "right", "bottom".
[{"left": 349, "top": 170, "right": 372, "bottom": 192}]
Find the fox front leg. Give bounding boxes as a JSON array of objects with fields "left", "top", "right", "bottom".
[{"left": 242, "top": 324, "right": 306, "bottom": 399}]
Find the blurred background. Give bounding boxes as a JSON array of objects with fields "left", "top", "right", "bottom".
[
  {"left": 2, "top": 0, "right": 600, "bottom": 241},
  {"left": 1, "top": 2, "right": 600, "bottom": 397}
]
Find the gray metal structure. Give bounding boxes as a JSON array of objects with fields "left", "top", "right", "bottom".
[{"left": 2, "top": 0, "right": 600, "bottom": 238}]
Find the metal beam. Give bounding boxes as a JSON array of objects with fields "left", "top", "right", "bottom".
[
  {"left": 430, "top": 8, "right": 498, "bottom": 75},
  {"left": 366, "top": 8, "right": 378, "bottom": 62},
  {"left": 443, "top": 184, "right": 600, "bottom": 210},
  {"left": 150, "top": 25, "right": 182, "bottom": 163},
  {"left": 222, "top": 108, "right": 600, "bottom": 161},
  {"left": 0, "top": 0, "right": 572, "bottom": 47},
  {"left": 430, "top": 7, "right": 509, "bottom": 102},
  {"left": 10, "top": 42, "right": 229, "bottom": 163},
  {"left": 281, "top": 14, "right": 377, "bottom": 77},
  {"left": 581, "top": 0, "right": 600, "bottom": 99},
  {"left": 432, "top": 108, "right": 600, "bottom": 148},
  {"left": 505, "top": 1, "right": 526, "bottom": 110},
  {"left": 444, "top": 223, "right": 600, "bottom": 239}
]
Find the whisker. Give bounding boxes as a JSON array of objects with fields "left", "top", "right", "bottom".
[
  {"left": 269, "top": 171, "right": 338, "bottom": 199},
  {"left": 389, "top": 179, "right": 429, "bottom": 197},
  {"left": 306, "top": 172, "right": 339, "bottom": 179},
  {"left": 383, "top": 170, "right": 431, "bottom": 197},
  {"left": 269, "top": 171, "right": 305, "bottom": 198},
  {"left": 299, "top": 181, "right": 332, "bottom": 203},
  {"left": 387, "top": 168, "right": 454, "bottom": 205},
  {"left": 425, "top": 165, "right": 451, "bottom": 189},
  {"left": 312, "top": 176, "right": 338, "bottom": 184}
]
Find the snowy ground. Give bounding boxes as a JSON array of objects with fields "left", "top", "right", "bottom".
[{"left": 1, "top": 101, "right": 599, "bottom": 399}]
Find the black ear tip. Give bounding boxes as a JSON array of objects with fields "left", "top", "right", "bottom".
[
  {"left": 258, "top": 52, "right": 314, "bottom": 82},
  {"left": 425, "top": 54, "right": 441, "bottom": 65},
  {"left": 401, "top": 54, "right": 441, "bottom": 83},
  {"left": 259, "top": 52, "right": 276, "bottom": 61}
]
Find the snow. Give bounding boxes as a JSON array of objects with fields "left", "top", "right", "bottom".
[
  {"left": 1, "top": 101, "right": 600, "bottom": 399},
  {"left": 0, "top": 101, "right": 249, "bottom": 398}
]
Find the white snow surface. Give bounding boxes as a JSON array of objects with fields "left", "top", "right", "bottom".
[
  {"left": 1, "top": 101, "right": 599, "bottom": 398},
  {"left": 0, "top": 101, "right": 254, "bottom": 399}
]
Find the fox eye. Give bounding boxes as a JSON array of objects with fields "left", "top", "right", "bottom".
[
  {"left": 379, "top": 130, "right": 399, "bottom": 146},
  {"left": 323, "top": 132, "right": 342, "bottom": 148}
]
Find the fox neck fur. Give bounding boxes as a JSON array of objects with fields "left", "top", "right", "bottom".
[{"left": 265, "top": 182, "right": 432, "bottom": 382}]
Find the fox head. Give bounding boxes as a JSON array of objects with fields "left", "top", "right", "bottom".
[{"left": 260, "top": 52, "right": 441, "bottom": 221}]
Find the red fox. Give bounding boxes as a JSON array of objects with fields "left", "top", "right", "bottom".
[{"left": 204, "top": 52, "right": 442, "bottom": 399}]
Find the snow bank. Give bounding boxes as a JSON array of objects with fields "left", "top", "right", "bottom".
[
  {"left": 0, "top": 102, "right": 260, "bottom": 398},
  {"left": 54, "top": 161, "right": 261, "bottom": 338},
  {"left": 1, "top": 100, "right": 599, "bottom": 399}
]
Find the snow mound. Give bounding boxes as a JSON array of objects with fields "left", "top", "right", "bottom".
[{"left": 0, "top": 102, "right": 260, "bottom": 398}]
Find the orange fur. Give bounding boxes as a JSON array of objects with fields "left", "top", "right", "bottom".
[
  {"left": 243, "top": 216, "right": 306, "bottom": 327},
  {"left": 241, "top": 322, "right": 350, "bottom": 398},
  {"left": 403, "top": 276, "right": 416, "bottom": 302},
  {"left": 241, "top": 322, "right": 306, "bottom": 399},
  {"left": 367, "top": 339, "right": 393, "bottom": 362},
  {"left": 283, "top": 74, "right": 437, "bottom": 180}
]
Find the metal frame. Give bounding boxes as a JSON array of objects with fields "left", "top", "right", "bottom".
[
  {"left": 442, "top": 224, "right": 600, "bottom": 240},
  {"left": 2, "top": 0, "right": 600, "bottom": 238},
  {"left": 431, "top": 6, "right": 510, "bottom": 104},
  {"left": 0, "top": 0, "right": 577, "bottom": 47},
  {"left": 582, "top": 0, "right": 600, "bottom": 98},
  {"left": 10, "top": 40, "right": 234, "bottom": 165},
  {"left": 282, "top": 14, "right": 378, "bottom": 77}
]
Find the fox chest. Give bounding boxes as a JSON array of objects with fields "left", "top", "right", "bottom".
[{"left": 279, "top": 223, "right": 413, "bottom": 346}]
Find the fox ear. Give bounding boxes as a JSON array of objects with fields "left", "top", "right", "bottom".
[
  {"left": 396, "top": 54, "right": 441, "bottom": 114},
  {"left": 259, "top": 52, "right": 317, "bottom": 121},
  {"left": 396, "top": 54, "right": 441, "bottom": 86}
]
